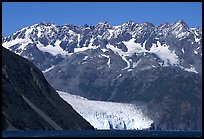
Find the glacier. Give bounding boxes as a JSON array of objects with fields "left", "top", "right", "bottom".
[{"left": 57, "top": 90, "right": 153, "bottom": 130}]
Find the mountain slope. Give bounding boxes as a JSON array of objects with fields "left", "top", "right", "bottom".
[
  {"left": 47, "top": 65, "right": 202, "bottom": 130},
  {"left": 2, "top": 47, "right": 94, "bottom": 130},
  {"left": 112, "top": 67, "right": 202, "bottom": 130}
]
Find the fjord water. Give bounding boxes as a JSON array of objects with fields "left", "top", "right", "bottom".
[{"left": 2, "top": 130, "right": 202, "bottom": 137}]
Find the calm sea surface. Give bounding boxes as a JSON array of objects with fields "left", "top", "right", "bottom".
[{"left": 2, "top": 130, "right": 202, "bottom": 137}]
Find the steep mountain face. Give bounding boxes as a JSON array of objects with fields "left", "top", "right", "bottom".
[
  {"left": 2, "top": 20, "right": 202, "bottom": 130},
  {"left": 113, "top": 67, "right": 202, "bottom": 130},
  {"left": 2, "top": 47, "right": 94, "bottom": 130}
]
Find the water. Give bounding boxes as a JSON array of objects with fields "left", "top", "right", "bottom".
[{"left": 2, "top": 130, "right": 202, "bottom": 137}]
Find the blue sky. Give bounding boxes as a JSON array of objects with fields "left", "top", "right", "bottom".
[{"left": 2, "top": 2, "right": 202, "bottom": 36}]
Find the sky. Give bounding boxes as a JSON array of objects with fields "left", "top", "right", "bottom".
[{"left": 2, "top": 2, "right": 202, "bottom": 36}]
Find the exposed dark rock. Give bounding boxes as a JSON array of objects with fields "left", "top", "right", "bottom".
[{"left": 2, "top": 47, "right": 94, "bottom": 131}]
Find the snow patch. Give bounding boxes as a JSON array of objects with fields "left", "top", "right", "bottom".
[
  {"left": 77, "top": 34, "right": 80, "bottom": 47},
  {"left": 101, "top": 54, "right": 109, "bottom": 59},
  {"left": 101, "top": 48, "right": 108, "bottom": 53},
  {"left": 194, "top": 36, "right": 201, "bottom": 43},
  {"left": 133, "top": 59, "right": 141, "bottom": 68},
  {"left": 115, "top": 74, "right": 122, "bottom": 80},
  {"left": 74, "top": 37, "right": 96, "bottom": 52},
  {"left": 68, "top": 30, "right": 75, "bottom": 35},
  {"left": 101, "top": 54, "right": 111, "bottom": 67},
  {"left": 108, "top": 29, "right": 114, "bottom": 39},
  {"left": 128, "top": 69, "right": 133, "bottom": 72},
  {"left": 88, "top": 38, "right": 95, "bottom": 47},
  {"left": 74, "top": 44, "right": 98, "bottom": 53},
  {"left": 55, "top": 40, "right": 61, "bottom": 47},
  {"left": 2, "top": 38, "right": 34, "bottom": 55},
  {"left": 184, "top": 66, "right": 198, "bottom": 74},
  {"left": 42, "top": 65, "right": 55, "bottom": 73},
  {"left": 83, "top": 56, "right": 89, "bottom": 60},
  {"left": 123, "top": 39, "right": 147, "bottom": 56},
  {"left": 113, "top": 25, "right": 121, "bottom": 29},
  {"left": 37, "top": 27, "right": 41, "bottom": 37},
  {"left": 181, "top": 48, "right": 184, "bottom": 53},
  {"left": 106, "top": 44, "right": 131, "bottom": 70},
  {"left": 122, "top": 57, "right": 131, "bottom": 70},
  {"left": 107, "top": 57, "right": 111, "bottom": 67},
  {"left": 149, "top": 41, "right": 179, "bottom": 66},
  {"left": 25, "top": 28, "right": 33, "bottom": 37},
  {"left": 194, "top": 50, "right": 198, "bottom": 54},
  {"left": 2, "top": 39, "right": 27, "bottom": 49},
  {"left": 36, "top": 40, "right": 68, "bottom": 56},
  {"left": 142, "top": 40, "right": 147, "bottom": 47}
]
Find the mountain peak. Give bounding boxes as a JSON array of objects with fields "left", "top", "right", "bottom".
[
  {"left": 158, "top": 22, "right": 170, "bottom": 28},
  {"left": 39, "top": 21, "right": 54, "bottom": 26},
  {"left": 172, "top": 20, "right": 189, "bottom": 29},
  {"left": 122, "top": 21, "right": 138, "bottom": 27},
  {"left": 176, "top": 20, "right": 187, "bottom": 24},
  {"left": 95, "top": 21, "right": 111, "bottom": 28},
  {"left": 97, "top": 21, "right": 109, "bottom": 25},
  {"left": 143, "top": 22, "right": 155, "bottom": 27}
]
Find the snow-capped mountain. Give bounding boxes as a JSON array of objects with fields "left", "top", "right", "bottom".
[
  {"left": 2, "top": 20, "right": 202, "bottom": 74},
  {"left": 2, "top": 20, "right": 202, "bottom": 130},
  {"left": 57, "top": 90, "right": 153, "bottom": 130}
]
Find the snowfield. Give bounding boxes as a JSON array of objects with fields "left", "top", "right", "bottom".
[{"left": 57, "top": 90, "right": 153, "bottom": 130}]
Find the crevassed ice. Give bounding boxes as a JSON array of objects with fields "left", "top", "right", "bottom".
[{"left": 57, "top": 90, "right": 153, "bottom": 130}]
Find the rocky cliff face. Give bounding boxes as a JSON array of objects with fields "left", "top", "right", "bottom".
[{"left": 2, "top": 47, "right": 94, "bottom": 130}]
